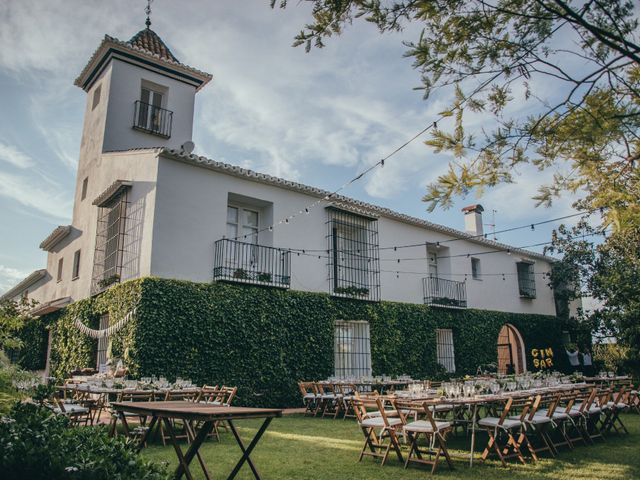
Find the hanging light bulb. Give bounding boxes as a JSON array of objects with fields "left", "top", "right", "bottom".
[
  {"left": 531, "top": 224, "right": 535, "bottom": 231},
  {"left": 268, "top": 226, "right": 273, "bottom": 232},
  {"left": 305, "top": 208, "right": 309, "bottom": 214},
  {"left": 436, "top": 242, "right": 440, "bottom": 249}
]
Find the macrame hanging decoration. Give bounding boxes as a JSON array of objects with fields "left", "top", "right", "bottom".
[{"left": 74, "top": 308, "right": 137, "bottom": 339}]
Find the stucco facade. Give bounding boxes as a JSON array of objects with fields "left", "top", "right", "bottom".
[{"left": 3, "top": 27, "right": 558, "bottom": 318}]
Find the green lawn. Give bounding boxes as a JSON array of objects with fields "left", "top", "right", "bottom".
[{"left": 142, "top": 414, "right": 640, "bottom": 479}]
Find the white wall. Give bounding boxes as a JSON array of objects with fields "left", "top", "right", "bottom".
[
  {"left": 25, "top": 150, "right": 160, "bottom": 305},
  {"left": 152, "top": 156, "right": 557, "bottom": 315},
  {"left": 102, "top": 60, "right": 196, "bottom": 152}
]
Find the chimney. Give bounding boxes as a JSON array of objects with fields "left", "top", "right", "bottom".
[{"left": 462, "top": 204, "right": 484, "bottom": 236}]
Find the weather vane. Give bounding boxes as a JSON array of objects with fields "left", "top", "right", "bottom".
[{"left": 145, "top": 0, "right": 154, "bottom": 29}]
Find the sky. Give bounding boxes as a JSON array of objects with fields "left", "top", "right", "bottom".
[{"left": 0, "top": 0, "right": 588, "bottom": 294}]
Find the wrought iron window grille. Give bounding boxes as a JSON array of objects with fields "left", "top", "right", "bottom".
[
  {"left": 213, "top": 238, "right": 291, "bottom": 288},
  {"left": 326, "top": 208, "right": 380, "bottom": 302},
  {"left": 516, "top": 262, "right": 537, "bottom": 298},
  {"left": 334, "top": 320, "right": 372, "bottom": 379},
  {"left": 423, "top": 276, "right": 468, "bottom": 308},
  {"left": 91, "top": 191, "right": 129, "bottom": 295},
  {"left": 132, "top": 100, "right": 173, "bottom": 138}
]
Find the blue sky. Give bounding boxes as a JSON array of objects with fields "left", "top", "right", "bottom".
[{"left": 0, "top": 0, "right": 586, "bottom": 293}]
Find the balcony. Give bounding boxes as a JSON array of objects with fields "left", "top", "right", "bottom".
[
  {"left": 213, "top": 238, "right": 291, "bottom": 288},
  {"left": 132, "top": 100, "right": 173, "bottom": 138},
  {"left": 423, "top": 276, "right": 467, "bottom": 309},
  {"left": 518, "top": 276, "right": 537, "bottom": 299}
]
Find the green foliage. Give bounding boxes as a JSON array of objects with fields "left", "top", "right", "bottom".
[
  {"left": 0, "top": 402, "right": 169, "bottom": 479},
  {"left": 47, "top": 278, "right": 568, "bottom": 407},
  {"left": 275, "top": 1, "right": 640, "bottom": 230},
  {"left": 49, "top": 301, "right": 99, "bottom": 379},
  {"left": 593, "top": 343, "right": 630, "bottom": 373},
  {"left": 13, "top": 315, "right": 48, "bottom": 370},
  {"left": 547, "top": 225, "right": 640, "bottom": 376},
  {"left": 0, "top": 352, "right": 36, "bottom": 413}
]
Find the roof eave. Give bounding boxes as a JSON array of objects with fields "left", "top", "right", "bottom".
[
  {"left": 0, "top": 269, "right": 47, "bottom": 301},
  {"left": 74, "top": 36, "right": 212, "bottom": 92},
  {"left": 158, "top": 148, "right": 555, "bottom": 263},
  {"left": 39, "top": 225, "right": 72, "bottom": 251}
]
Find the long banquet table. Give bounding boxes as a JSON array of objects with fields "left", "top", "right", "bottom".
[{"left": 376, "top": 382, "right": 590, "bottom": 466}]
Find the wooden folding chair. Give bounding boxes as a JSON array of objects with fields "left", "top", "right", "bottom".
[
  {"left": 393, "top": 400, "right": 454, "bottom": 474},
  {"left": 512, "top": 395, "right": 555, "bottom": 461},
  {"left": 535, "top": 392, "right": 574, "bottom": 452},
  {"left": 51, "top": 391, "right": 92, "bottom": 427},
  {"left": 353, "top": 397, "right": 404, "bottom": 466},
  {"left": 478, "top": 397, "right": 526, "bottom": 467},
  {"left": 316, "top": 382, "right": 341, "bottom": 418},
  {"left": 338, "top": 383, "right": 358, "bottom": 420},
  {"left": 109, "top": 390, "right": 154, "bottom": 439},
  {"left": 158, "top": 389, "right": 199, "bottom": 446},
  {"left": 602, "top": 386, "right": 629, "bottom": 435},
  {"left": 298, "top": 382, "right": 318, "bottom": 416},
  {"left": 568, "top": 387, "right": 601, "bottom": 445}
]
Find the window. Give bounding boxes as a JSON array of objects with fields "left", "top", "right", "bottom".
[
  {"left": 91, "top": 84, "right": 101, "bottom": 111},
  {"left": 56, "top": 257, "right": 63, "bottom": 283},
  {"left": 327, "top": 208, "right": 380, "bottom": 301},
  {"left": 427, "top": 247, "right": 439, "bottom": 278},
  {"left": 517, "top": 261, "right": 536, "bottom": 298},
  {"left": 96, "top": 314, "right": 109, "bottom": 369},
  {"left": 226, "top": 206, "right": 259, "bottom": 244},
  {"left": 81, "top": 177, "right": 88, "bottom": 201},
  {"left": 91, "top": 186, "right": 129, "bottom": 294},
  {"left": 471, "top": 257, "right": 481, "bottom": 280},
  {"left": 136, "top": 86, "right": 165, "bottom": 133},
  {"left": 72, "top": 250, "right": 81, "bottom": 280},
  {"left": 436, "top": 329, "right": 456, "bottom": 373},
  {"left": 334, "top": 320, "right": 372, "bottom": 379}
]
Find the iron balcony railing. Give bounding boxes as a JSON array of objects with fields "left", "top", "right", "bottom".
[
  {"left": 213, "top": 238, "right": 291, "bottom": 288},
  {"left": 423, "top": 276, "right": 467, "bottom": 308},
  {"left": 518, "top": 276, "right": 537, "bottom": 299},
  {"left": 132, "top": 100, "right": 173, "bottom": 138}
]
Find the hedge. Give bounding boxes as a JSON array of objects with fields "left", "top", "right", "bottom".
[{"left": 45, "top": 277, "right": 572, "bottom": 407}]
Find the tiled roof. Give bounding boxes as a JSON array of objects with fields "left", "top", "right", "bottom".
[
  {"left": 75, "top": 33, "right": 212, "bottom": 92},
  {"left": 93, "top": 180, "right": 133, "bottom": 207},
  {"left": 0, "top": 269, "right": 47, "bottom": 301},
  {"left": 128, "top": 28, "right": 178, "bottom": 63},
  {"left": 159, "top": 148, "right": 555, "bottom": 262},
  {"left": 39, "top": 225, "right": 72, "bottom": 251}
]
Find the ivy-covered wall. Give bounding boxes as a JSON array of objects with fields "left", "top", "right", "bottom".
[
  {"left": 45, "top": 277, "right": 570, "bottom": 407},
  {"left": 13, "top": 317, "right": 48, "bottom": 371}
]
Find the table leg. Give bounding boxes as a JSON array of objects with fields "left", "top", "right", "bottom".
[
  {"left": 175, "top": 420, "right": 215, "bottom": 480},
  {"left": 226, "top": 417, "right": 273, "bottom": 480},
  {"left": 469, "top": 404, "right": 478, "bottom": 467}
]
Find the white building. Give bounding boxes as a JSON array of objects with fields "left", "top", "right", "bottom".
[{"left": 2, "top": 26, "right": 557, "bottom": 319}]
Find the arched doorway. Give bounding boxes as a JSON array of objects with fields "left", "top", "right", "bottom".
[{"left": 497, "top": 324, "right": 527, "bottom": 374}]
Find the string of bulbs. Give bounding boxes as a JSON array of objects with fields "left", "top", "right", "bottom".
[{"left": 230, "top": 18, "right": 571, "bottom": 245}]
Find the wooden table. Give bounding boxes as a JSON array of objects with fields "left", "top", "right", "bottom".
[
  {"left": 379, "top": 383, "right": 591, "bottom": 466},
  {"left": 110, "top": 401, "right": 282, "bottom": 480}
]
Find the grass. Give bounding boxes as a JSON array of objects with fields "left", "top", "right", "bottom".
[{"left": 141, "top": 414, "right": 640, "bottom": 479}]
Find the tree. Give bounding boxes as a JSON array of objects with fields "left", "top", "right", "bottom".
[
  {"left": 273, "top": 1, "right": 640, "bottom": 230},
  {"left": 0, "top": 298, "right": 37, "bottom": 355},
  {"left": 546, "top": 223, "right": 640, "bottom": 375}
]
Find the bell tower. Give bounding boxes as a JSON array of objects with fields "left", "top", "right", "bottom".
[{"left": 74, "top": 22, "right": 211, "bottom": 158}]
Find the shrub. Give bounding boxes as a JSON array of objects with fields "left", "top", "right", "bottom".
[{"left": 0, "top": 402, "right": 169, "bottom": 479}]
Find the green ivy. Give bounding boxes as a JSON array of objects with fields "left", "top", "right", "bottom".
[
  {"left": 13, "top": 317, "right": 48, "bottom": 371},
  {"left": 44, "top": 277, "right": 572, "bottom": 407}
]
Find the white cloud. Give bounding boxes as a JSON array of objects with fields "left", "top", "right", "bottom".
[
  {"left": 0, "top": 265, "right": 30, "bottom": 295},
  {"left": 0, "top": 142, "right": 34, "bottom": 169},
  {"left": 0, "top": 171, "right": 72, "bottom": 221}
]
